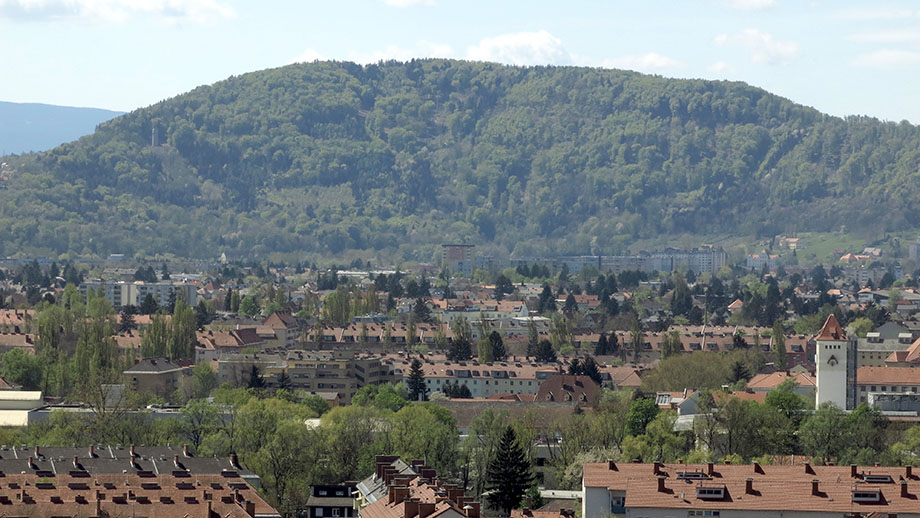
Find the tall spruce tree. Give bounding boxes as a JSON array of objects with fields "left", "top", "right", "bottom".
[
  {"left": 485, "top": 426, "right": 534, "bottom": 515},
  {"left": 407, "top": 359, "right": 428, "bottom": 401},
  {"left": 489, "top": 331, "right": 506, "bottom": 360},
  {"left": 773, "top": 320, "right": 788, "bottom": 371}
]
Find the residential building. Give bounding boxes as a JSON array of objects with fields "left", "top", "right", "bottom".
[
  {"left": 0, "top": 445, "right": 274, "bottom": 517},
  {"left": 857, "top": 321, "right": 915, "bottom": 367},
  {"left": 80, "top": 280, "right": 197, "bottom": 309},
  {"left": 745, "top": 250, "right": 778, "bottom": 271},
  {"left": 356, "top": 456, "right": 480, "bottom": 518},
  {"left": 536, "top": 375, "right": 600, "bottom": 406},
  {"left": 307, "top": 483, "right": 358, "bottom": 518},
  {"left": 857, "top": 366, "right": 920, "bottom": 408},
  {"left": 123, "top": 358, "right": 192, "bottom": 398},
  {"left": 259, "top": 351, "right": 395, "bottom": 405},
  {"left": 388, "top": 356, "right": 640, "bottom": 398},
  {"left": 583, "top": 461, "right": 920, "bottom": 518},
  {"left": 746, "top": 371, "right": 816, "bottom": 401},
  {"left": 441, "top": 244, "right": 475, "bottom": 276},
  {"left": 262, "top": 312, "right": 304, "bottom": 348}
]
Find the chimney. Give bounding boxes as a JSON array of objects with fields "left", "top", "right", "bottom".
[
  {"left": 804, "top": 462, "right": 814, "bottom": 475},
  {"left": 465, "top": 502, "right": 480, "bottom": 518},
  {"left": 73, "top": 456, "right": 79, "bottom": 469},
  {"left": 851, "top": 465, "right": 858, "bottom": 478},
  {"left": 419, "top": 502, "right": 436, "bottom": 518},
  {"left": 653, "top": 462, "right": 662, "bottom": 475},
  {"left": 88, "top": 445, "right": 95, "bottom": 458},
  {"left": 753, "top": 461, "right": 763, "bottom": 474},
  {"left": 811, "top": 479, "right": 819, "bottom": 496},
  {"left": 902, "top": 480, "right": 910, "bottom": 498},
  {"left": 230, "top": 453, "right": 239, "bottom": 468},
  {"left": 388, "top": 486, "right": 409, "bottom": 505},
  {"left": 657, "top": 475, "right": 667, "bottom": 493},
  {"left": 207, "top": 500, "right": 213, "bottom": 518},
  {"left": 404, "top": 498, "right": 420, "bottom": 518},
  {"left": 174, "top": 455, "right": 180, "bottom": 467},
  {"left": 908, "top": 466, "right": 914, "bottom": 479},
  {"left": 129, "top": 445, "right": 136, "bottom": 458},
  {"left": 27, "top": 456, "right": 34, "bottom": 470},
  {"left": 707, "top": 462, "right": 714, "bottom": 476},
  {"left": 245, "top": 500, "right": 256, "bottom": 517},
  {"left": 608, "top": 461, "right": 618, "bottom": 471},
  {"left": 33, "top": 446, "right": 39, "bottom": 458},
  {"left": 183, "top": 444, "right": 191, "bottom": 457},
  {"left": 447, "top": 487, "right": 464, "bottom": 503},
  {"left": 745, "top": 478, "right": 753, "bottom": 494}
]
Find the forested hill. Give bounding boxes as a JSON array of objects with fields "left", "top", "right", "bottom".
[{"left": 3, "top": 60, "right": 920, "bottom": 261}]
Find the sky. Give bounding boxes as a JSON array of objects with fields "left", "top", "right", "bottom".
[{"left": 2, "top": 0, "right": 920, "bottom": 122}]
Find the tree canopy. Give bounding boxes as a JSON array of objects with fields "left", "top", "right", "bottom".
[{"left": 5, "top": 59, "right": 920, "bottom": 260}]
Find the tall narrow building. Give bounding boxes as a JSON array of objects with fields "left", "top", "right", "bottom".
[{"left": 814, "top": 314, "right": 856, "bottom": 409}]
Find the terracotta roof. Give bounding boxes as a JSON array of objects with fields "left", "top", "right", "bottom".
[
  {"left": 536, "top": 375, "right": 600, "bottom": 405},
  {"left": 584, "top": 462, "right": 920, "bottom": 514},
  {"left": 0, "top": 472, "right": 277, "bottom": 518},
  {"left": 815, "top": 314, "right": 846, "bottom": 341},
  {"left": 747, "top": 371, "right": 816, "bottom": 390},
  {"left": 857, "top": 366, "right": 920, "bottom": 386}
]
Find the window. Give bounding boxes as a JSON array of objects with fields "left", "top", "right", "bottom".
[
  {"left": 318, "top": 490, "right": 327, "bottom": 496},
  {"left": 317, "top": 509, "right": 324, "bottom": 517},
  {"left": 696, "top": 487, "right": 725, "bottom": 499},
  {"left": 687, "top": 512, "right": 720, "bottom": 517},
  {"left": 333, "top": 509, "right": 341, "bottom": 516},
  {"left": 610, "top": 496, "right": 625, "bottom": 513},
  {"left": 852, "top": 490, "right": 881, "bottom": 503}
]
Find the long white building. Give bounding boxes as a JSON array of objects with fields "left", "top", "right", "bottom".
[{"left": 79, "top": 280, "right": 197, "bottom": 309}]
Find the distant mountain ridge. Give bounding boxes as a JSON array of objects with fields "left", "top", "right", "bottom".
[
  {"left": 1, "top": 60, "right": 919, "bottom": 261},
  {"left": 0, "top": 101, "right": 122, "bottom": 155}
]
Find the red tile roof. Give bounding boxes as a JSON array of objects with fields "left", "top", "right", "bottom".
[
  {"left": 815, "top": 315, "right": 846, "bottom": 341},
  {"left": 584, "top": 462, "right": 920, "bottom": 514}
]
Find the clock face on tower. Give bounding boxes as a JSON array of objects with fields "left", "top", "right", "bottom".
[{"left": 827, "top": 355, "right": 838, "bottom": 366}]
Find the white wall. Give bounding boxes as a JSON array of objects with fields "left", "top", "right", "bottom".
[{"left": 815, "top": 340, "right": 847, "bottom": 409}]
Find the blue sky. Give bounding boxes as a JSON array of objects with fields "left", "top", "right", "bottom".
[{"left": 2, "top": 0, "right": 920, "bottom": 122}]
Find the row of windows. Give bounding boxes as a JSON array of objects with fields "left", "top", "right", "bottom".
[
  {"left": 861, "top": 385, "right": 919, "bottom": 393},
  {"left": 425, "top": 378, "right": 533, "bottom": 386}
]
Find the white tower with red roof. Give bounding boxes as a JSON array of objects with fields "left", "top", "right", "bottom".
[{"left": 814, "top": 314, "right": 849, "bottom": 409}]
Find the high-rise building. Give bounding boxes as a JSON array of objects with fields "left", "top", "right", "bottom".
[{"left": 441, "top": 244, "right": 475, "bottom": 276}]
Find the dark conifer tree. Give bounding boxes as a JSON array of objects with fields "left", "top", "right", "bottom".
[
  {"left": 486, "top": 426, "right": 534, "bottom": 515},
  {"left": 407, "top": 359, "right": 428, "bottom": 401}
]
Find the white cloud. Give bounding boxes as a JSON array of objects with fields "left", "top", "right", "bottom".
[
  {"left": 852, "top": 49, "right": 920, "bottom": 68},
  {"left": 380, "top": 0, "right": 434, "bottom": 7},
  {"left": 835, "top": 7, "right": 920, "bottom": 21},
  {"left": 0, "top": 0, "right": 235, "bottom": 23},
  {"left": 849, "top": 29, "right": 920, "bottom": 43},
  {"left": 600, "top": 52, "right": 681, "bottom": 72},
  {"left": 291, "top": 48, "right": 326, "bottom": 64},
  {"left": 465, "top": 30, "right": 571, "bottom": 66},
  {"left": 721, "top": 0, "right": 776, "bottom": 10},
  {"left": 714, "top": 28, "right": 798, "bottom": 65},
  {"left": 707, "top": 60, "right": 733, "bottom": 73}
]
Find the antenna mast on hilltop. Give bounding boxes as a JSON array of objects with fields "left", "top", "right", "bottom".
[{"left": 151, "top": 127, "right": 158, "bottom": 147}]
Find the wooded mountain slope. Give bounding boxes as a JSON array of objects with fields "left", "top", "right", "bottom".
[{"left": 3, "top": 60, "right": 919, "bottom": 260}]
